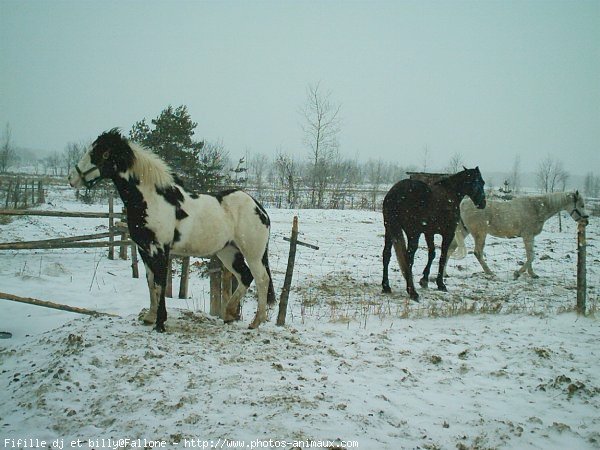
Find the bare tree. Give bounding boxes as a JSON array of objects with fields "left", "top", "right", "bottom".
[
  {"left": 301, "top": 82, "right": 341, "bottom": 208},
  {"left": 62, "top": 142, "right": 86, "bottom": 175},
  {"left": 274, "top": 151, "right": 298, "bottom": 208},
  {"left": 421, "top": 145, "right": 431, "bottom": 172},
  {"left": 44, "top": 151, "right": 61, "bottom": 176},
  {"left": 0, "top": 123, "right": 16, "bottom": 173},
  {"left": 444, "top": 152, "right": 465, "bottom": 174},
  {"left": 536, "top": 155, "right": 569, "bottom": 193},
  {"left": 508, "top": 155, "right": 521, "bottom": 194},
  {"left": 365, "top": 158, "right": 386, "bottom": 210},
  {"left": 248, "top": 153, "right": 270, "bottom": 199},
  {"left": 583, "top": 172, "right": 600, "bottom": 198}
]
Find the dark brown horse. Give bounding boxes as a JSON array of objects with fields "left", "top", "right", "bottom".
[{"left": 382, "top": 167, "right": 486, "bottom": 300}]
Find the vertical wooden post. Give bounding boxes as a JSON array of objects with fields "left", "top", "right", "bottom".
[
  {"left": 221, "top": 269, "right": 233, "bottom": 319},
  {"left": 5, "top": 180, "right": 12, "bottom": 208},
  {"left": 23, "top": 182, "right": 28, "bottom": 208},
  {"left": 108, "top": 195, "right": 115, "bottom": 260},
  {"left": 130, "top": 243, "right": 139, "bottom": 278},
  {"left": 576, "top": 220, "right": 588, "bottom": 315},
  {"left": 209, "top": 257, "right": 222, "bottom": 317},
  {"left": 165, "top": 257, "right": 173, "bottom": 298},
  {"left": 38, "top": 180, "right": 45, "bottom": 204},
  {"left": 13, "top": 178, "right": 20, "bottom": 208},
  {"left": 178, "top": 257, "right": 190, "bottom": 299},
  {"left": 119, "top": 207, "right": 128, "bottom": 260},
  {"left": 277, "top": 216, "right": 299, "bottom": 326}
]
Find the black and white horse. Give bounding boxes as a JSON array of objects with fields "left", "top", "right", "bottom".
[{"left": 68, "top": 129, "right": 275, "bottom": 332}]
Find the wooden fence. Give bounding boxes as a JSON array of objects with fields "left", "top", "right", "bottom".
[
  {"left": 0, "top": 177, "right": 46, "bottom": 209},
  {"left": 0, "top": 200, "right": 241, "bottom": 320}
]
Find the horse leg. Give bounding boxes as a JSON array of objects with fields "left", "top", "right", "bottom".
[
  {"left": 435, "top": 235, "right": 452, "bottom": 292},
  {"left": 517, "top": 236, "right": 538, "bottom": 279},
  {"left": 419, "top": 233, "right": 436, "bottom": 288},
  {"left": 140, "top": 259, "right": 158, "bottom": 325},
  {"left": 473, "top": 232, "right": 495, "bottom": 277},
  {"left": 139, "top": 248, "right": 170, "bottom": 332},
  {"left": 382, "top": 230, "right": 394, "bottom": 293},
  {"left": 216, "top": 245, "right": 252, "bottom": 322},
  {"left": 392, "top": 231, "right": 419, "bottom": 301},
  {"left": 245, "top": 258, "right": 270, "bottom": 329}
]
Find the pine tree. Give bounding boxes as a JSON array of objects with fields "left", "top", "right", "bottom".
[{"left": 129, "top": 105, "right": 227, "bottom": 191}]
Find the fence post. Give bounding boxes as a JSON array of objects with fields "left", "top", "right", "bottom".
[
  {"left": 221, "top": 268, "right": 233, "bottom": 319},
  {"left": 5, "top": 180, "right": 12, "bottom": 208},
  {"left": 119, "top": 207, "right": 128, "bottom": 260},
  {"left": 577, "top": 219, "right": 588, "bottom": 315},
  {"left": 108, "top": 195, "right": 115, "bottom": 260},
  {"left": 37, "top": 180, "right": 45, "bottom": 204},
  {"left": 22, "top": 182, "right": 28, "bottom": 208},
  {"left": 209, "top": 257, "right": 222, "bottom": 317},
  {"left": 130, "top": 243, "right": 139, "bottom": 278},
  {"left": 13, "top": 178, "right": 20, "bottom": 209},
  {"left": 178, "top": 257, "right": 190, "bottom": 299},
  {"left": 165, "top": 257, "right": 173, "bottom": 298},
  {"left": 277, "top": 216, "right": 299, "bottom": 326}
]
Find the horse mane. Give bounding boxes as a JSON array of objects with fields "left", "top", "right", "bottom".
[
  {"left": 533, "top": 191, "right": 572, "bottom": 210},
  {"left": 128, "top": 142, "right": 175, "bottom": 189}
]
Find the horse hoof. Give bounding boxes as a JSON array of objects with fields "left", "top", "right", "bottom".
[
  {"left": 154, "top": 323, "right": 166, "bottom": 333},
  {"left": 419, "top": 278, "right": 428, "bottom": 288},
  {"left": 437, "top": 286, "right": 447, "bottom": 292},
  {"left": 382, "top": 286, "right": 392, "bottom": 294}
]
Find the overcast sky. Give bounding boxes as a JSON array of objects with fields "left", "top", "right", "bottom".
[{"left": 1, "top": 0, "right": 598, "bottom": 175}]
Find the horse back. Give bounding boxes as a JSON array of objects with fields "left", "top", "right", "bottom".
[{"left": 461, "top": 198, "right": 542, "bottom": 238}]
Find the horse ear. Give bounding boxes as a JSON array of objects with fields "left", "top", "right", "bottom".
[{"left": 463, "top": 166, "right": 468, "bottom": 171}]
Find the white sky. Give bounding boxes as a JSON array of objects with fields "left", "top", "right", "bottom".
[{"left": 1, "top": 0, "right": 598, "bottom": 174}]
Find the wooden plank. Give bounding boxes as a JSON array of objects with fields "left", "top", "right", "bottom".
[
  {"left": 283, "top": 236, "right": 319, "bottom": 250},
  {"left": 0, "top": 292, "right": 118, "bottom": 317},
  {"left": 0, "top": 209, "right": 124, "bottom": 219},
  {"left": 0, "top": 240, "right": 134, "bottom": 250},
  {"left": 0, "top": 231, "right": 114, "bottom": 248}
]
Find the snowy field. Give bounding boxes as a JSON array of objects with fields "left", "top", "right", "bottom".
[{"left": 1, "top": 186, "right": 599, "bottom": 450}]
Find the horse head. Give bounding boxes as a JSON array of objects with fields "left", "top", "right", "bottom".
[
  {"left": 463, "top": 166, "right": 486, "bottom": 209},
  {"left": 68, "top": 129, "right": 134, "bottom": 189},
  {"left": 570, "top": 190, "right": 589, "bottom": 222}
]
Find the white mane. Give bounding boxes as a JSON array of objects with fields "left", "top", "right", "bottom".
[
  {"left": 534, "top": 192, "right": 573, "bottom": 215},
  {"left": 128, "top": 142, "right": 174, "bottom": 189}
]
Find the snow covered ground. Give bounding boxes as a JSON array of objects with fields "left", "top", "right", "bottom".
[{"left": 1, "top": 186, "right": 599, "bottom": 449}]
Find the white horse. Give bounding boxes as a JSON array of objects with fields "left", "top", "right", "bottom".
[
  {"left": 68, "top": 129, "right": 275, "bottom": 331},
  {"left": 449, "top": 191, "right": 588, "bottom": 279}
]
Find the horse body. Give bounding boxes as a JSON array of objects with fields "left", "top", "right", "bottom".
[
  {"left": 69, "top": 129, "right": 275, "bottom": 332},
  {"left": 450, "top": 191, "right": 588, "bottom": 278},
  {"left": 382, "top": 167, "right": 486, "bottom": 300}
]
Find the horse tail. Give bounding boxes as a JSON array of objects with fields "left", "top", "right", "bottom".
[
  {"left": 391, "top": 230, "right": 411, "bottom": 286},
  {"left": 262, "top": 245, "right": 276, "bottom": 306},
  {"left": 450, "top": 219, "right": 469, "bottom": 260}
]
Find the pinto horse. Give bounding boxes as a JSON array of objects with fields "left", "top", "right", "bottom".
[
  {"left": 382, "top": 167, "right": 486, "bottom": 300},
  {"left": 68, "top": 129, "right": 275, "bottom": 332},
  {"left": 448, "top": 191, "right": 589, "bottom": 279}
]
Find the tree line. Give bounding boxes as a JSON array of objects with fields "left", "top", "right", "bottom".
[{"left": 2, "top": 83, "right": 599, "bottom": 206}]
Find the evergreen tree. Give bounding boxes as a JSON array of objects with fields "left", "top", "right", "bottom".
[{"left": 129, "top": 105, "right": 226, "bottom": 191}]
